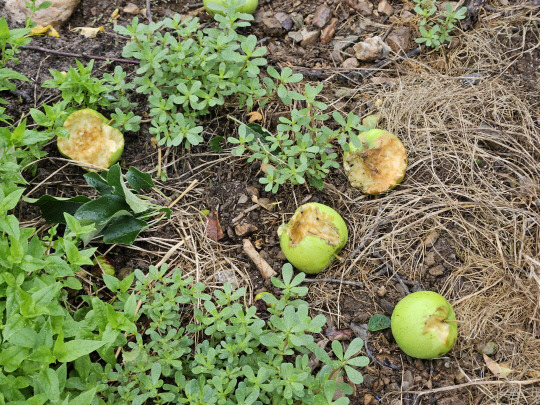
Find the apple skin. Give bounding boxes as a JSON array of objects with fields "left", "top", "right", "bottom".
[
  {"left": 391, "top": 291, "right": 458, "bottom": 359},
  {"left": 58, "top": 109, "right": 124, "bottom": 171},
  {"left": 279, "top": 203, "right": 348, "bottom": 274},
  {"left": 203, "top": 0, "right": 258, "bottom": 16},
  {"left": 343, "top": 129, "right": 407, "bottom": 195}
]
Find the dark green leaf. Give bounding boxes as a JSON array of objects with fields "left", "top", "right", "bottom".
[
  {"left": 84, "top": 172, "right": 113, "bottom": 195},
  {"left": 126, "top": 167, "right": 154, "bottom": 191},
  {"left": 102, "top": 216, "right": 147, "bottom": 245},
  {"left": 209, "top": 136, "right": 224, "bottom": 152},
  {"left": 75, "top": 195, "right": 131, "bottom": 225},
  {"left": 28, "top": 195, "right": 91, "bottom": 224},
  {"left": 368, "top": 314, "right": 391, "bottom": 331}
]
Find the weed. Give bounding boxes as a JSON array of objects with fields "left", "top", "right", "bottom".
[{"left": 413, "top": 1, "right": 467, "bottom": 49}]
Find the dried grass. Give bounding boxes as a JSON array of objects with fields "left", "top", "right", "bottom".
[{"left": 309, "top": 6, "right": 540, "bottom": 403}]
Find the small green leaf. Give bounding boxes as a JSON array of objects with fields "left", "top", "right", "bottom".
[
  {"left": 126, "top": 167, "right": 154, "bottom": 191},
  {"left": 368, "top": 314, "right": 391, "bottom": 331}
]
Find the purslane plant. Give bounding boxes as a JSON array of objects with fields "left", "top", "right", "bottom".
[
  {"left": 73, "top": 263, "right": 369, "bottom": 404},
  {"left": 413, "top": 0, "right": 467, "bottom": 49}
]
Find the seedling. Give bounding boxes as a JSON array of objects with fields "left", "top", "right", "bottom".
[
  {"left": 279, "top": 203, "right": 348, "bottom": 274},
  {"left": 203, "top": 0, "right": 258, "bottom": 16}
]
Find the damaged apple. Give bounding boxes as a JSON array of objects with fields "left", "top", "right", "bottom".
[
  {"left": 391, "top": 291, "right": 458, "bottom": 359},
  {"left": 58, "top": 109, "right": 124, "bottom": 170},
  {"left": 279, "top": 203, "right": 348, "bottom": 274},
  {"left": 344, "top": 129, "right": 407, "bottom": 195}
]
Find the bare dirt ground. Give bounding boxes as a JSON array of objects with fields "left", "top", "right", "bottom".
[{"left": 2, "top": 0, "right": 540, "bottom": 404}]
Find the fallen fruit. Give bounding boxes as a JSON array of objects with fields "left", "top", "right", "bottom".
[
  {"left": 203, "top": 0, "right": 258, "bottom": 16},
  {"left": 58, "top": 109, "right": 124, "bottom": 170},
  {"left": 279, "top": 202, "right": 348, "bottom": 274},
  {"left": 343, "top": 129, "right": 407, "bottom": 194},
  {"left": 391, "top": 291, "right": 458, "bottom": 359}
]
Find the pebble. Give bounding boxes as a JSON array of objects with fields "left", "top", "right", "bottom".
[
  {"left": 320, "top": 18, "right": 338, "bottom": 45},
  {"left": 364, "top": 394, "right": 375, "bottom": 405},
  {"left": 123, "top": 3, "right": 140, "bottom": 15},
  {"left": 387, "top": 26, "right": 411, "bottom": 53},
  {"left": 5, "top": 0, "right": 79, "bottom": 27},
  {"left": 377, "top": 285, "right": 387, "bottom": 297},
  {"left": 332, "top": 35, "right": 360, "bottom": 51},
  {"left": 300, "top": 29, "right": 321, "bottom": 47},
  {"left": 234, "top": 222, "right": 258, "bottom": 237},
  {"left": 342, "top": 57, "right": 359, "bottom": 69},
  {"left": 288, "top": 31, "right": 304, "bottom": 43},
  {"left": 261, "top": 14, "right": 284, "bottom": 36},
  {"left": 237, "top": 194, "right": 248, "bottom": 204},
  {"left": 424, "top": 251, "right": 437, "bottom": 267},
  {"left": 274, "top": 12, "right": 293, "bottom": 31},
  {"left": 378, "top": 0, "right": 394, "bottom": 16},
  {"left": 353, "top": 36, "right": 391, "bottom": 61},
  {"left": 290, "top": 12, "right": 304, "bottom": 29},
  {"left": 401, "top": 370, "right": 414, "bottom": 391},
  {"left": 347, "top": 0, "right": 374, "bottom": 16},
  {"left": 478, "top": 341, "right": 498, "bottom": 356},
  {"left": 313, "top": 5, "right": 332, "bottom": 29},
  {"left": 429, "top": 265, "right": 445, "bottom": 276}
]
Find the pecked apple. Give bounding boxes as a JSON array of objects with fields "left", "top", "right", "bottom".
[
  {"left": 58, "top": 109, "right": 124, "bottom": 171},
  {"left": 279, "top": 203, "right": 348, "bottom": 274},
  {"left": 391, "top": 291, "right": 458, "bottom": 359},
  {"left": 343, "top": 129, "right": 407, "bottom": 195}
]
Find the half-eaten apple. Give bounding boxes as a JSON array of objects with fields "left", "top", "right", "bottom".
[
  {"left": 391, "top": 291, "right": 458, "bottom": 359},
  {"left": 344, "top": 129, "right": 407, "bottom": 195},
  {"left": 58, "top": 109, "right": 124, "bottom": 171},
  {"left": 279, "top": 203, "right": 348, "bottom": 274}
]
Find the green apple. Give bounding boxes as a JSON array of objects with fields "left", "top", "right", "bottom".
[
  {"left": 203, "top": 0, "right": 258, "bottom": 16},
  {"left": 391, "top": 291, "right": 458, "bottom": 359},
  {"left": 279, "top": 203, "right": 348, "bottom": 274},
  {"left": 58, "top": 109, "right": 124, "bottom": 171},
  {"left": 343, "top": 129, "right": 407, "bottom": 195}
]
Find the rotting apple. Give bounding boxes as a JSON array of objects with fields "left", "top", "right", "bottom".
[
  {"left": 343, "top": 129, "right": 407, "bottom": 195},
  {"left": 203, "top": 0, "right": 258, "bottom": 16},
  {"left": 279, "top": 203, "right": 348, "bottom": 274},
  {"left": 391, "top": 291, "right": 458, "bottom": 359},
  {"left": 58, "top": 109, "right": 124, "bottom": 171}
]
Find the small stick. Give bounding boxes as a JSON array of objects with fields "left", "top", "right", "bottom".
[
  {"left": 242, "top": 239, "right": 276, "bottom": 279},
  {"left": 303, "top": 278, "right": 364, "bottom": 288},
  {"left": 411, "top": 378, "right": 540, "bottom": 396},
  {"left": 168, "top": 179, "right": 198, "bottom": 208},
  {"left": 18, "top": 45, "right": 140, "bottom": 64},
  {"left": 146, "top": 0, "right": 153, "bottom": 23}
]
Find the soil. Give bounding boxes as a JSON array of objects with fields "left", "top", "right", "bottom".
[{"left": 2, "top": 0, "right": 539, "bottom": 404}]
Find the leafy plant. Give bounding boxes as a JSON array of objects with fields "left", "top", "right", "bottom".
[
  {"left": 413, "top": 0, "right": 467, "bottom": 49},
  {"left": 368, "top": 314, "right": 391, "bottom": 332},
  {"left": 72, "top": 263, "right": 369, "bottom": 404},
  {"left": 28, "top": 164, "right": 170, "bottom": 245}
]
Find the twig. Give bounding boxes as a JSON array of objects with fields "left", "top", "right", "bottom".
[
  {"left": 242, "top": 239, "right": 276, "bottom": 279},
  {"left": 411, "top": 378, "right": 540, "bottom": 396},
  {"left": 167, "top": 179, "right": 198, "bottom": 208},
  {"left": 146, "top": 0, "right": 153, "bottom": 23},
  {"left": 17, "top": 44, "right": 140, "bottom": 65},
  {"left": 303, "top": 278, "right": 364, "bottom": 288},
  {"left": 381, "top": 22, "right": 396, "bottom": 41}
]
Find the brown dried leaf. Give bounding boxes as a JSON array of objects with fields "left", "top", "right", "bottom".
[
  {"left": 206, "top": 209, "right": 225, "bottom": 241},
  {"left": 325, "top": 327, "right": 353, "bottom": 341},
  {"left": 483, "top": 354, "right": 515, "bottom": 378},
  {"left": 247, "top": 111, "right": 263, "bottom": 122}
]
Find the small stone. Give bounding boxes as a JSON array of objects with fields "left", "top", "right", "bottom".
[
  {"left": 332, "top": 35, "right": 360, "bottom": 51},
  {"left": 377, "top": 285, "right": 387, "bottom": 297},
  {"left": 478, "top": 341, "right": 499, "bottom": 356},
  {"left": 362, "top": 374, "right": 378, "bottom": 388},
  {"left": 402, "top": 370, "right": 414, "bottom": 391},
  {"left": 378, "top": 0, "right": 394, "bottom": 15},
  {"left": 387, "top": 26, "right": 411, "bottom": 53},
  {"left": 401, "top": 10, "right": 414, "bottom": 22},
  {"left": 5, "top": 0, "right": 80, "bottom": 27},
  {"left": 237, "top": 194, "right": 248, "bottom": 204},
  {"left": 290, "top": 12, "right": 304, "bottom": 29},
  {"left": 235, "top": 222, "right": 258, "bottom": 237},
  {"left": 429, "top": 265, "right": 445, "bottom": 277},
  {"left": 342, "top": 57, "right": 359, "bottom": 69},
  {"left": 261, "top": 14, "right": 284, "bottom": 36},
  {"left": 288, "top": 31, "right": 304, "bottom": 43},
  {"left": 123, "top": 3, "right": 140, "bottom": 15},
  {"left": 274, "top": 12, "right": 293, "bottom": 31},
  {"left": 215, "top": 270, "right": 239, "bottom": 288},
  {"left": 364, "top": 393, "right": 375, "bottom": 405},
  {"left": 347, "top": 0, "right": 374, "bottom": 16},
  {"left": 349, "top": 322, "right": 368, "bottom": 341},
  {"left": 300, "top": 29, "right": 321, "bottom": 47},
  {"left": 313, "top": 5, "right": 332, "bottom": 29},
  {"left": 423, "top": 230, "right": 439, "bottom": 248},
  {"left": 424, "top": 251, "right": 436, "bottom": 267},
  {"left": 320, "top": 18, "right": 338, "bottom": 45},
  {"left": 331, "top": 49, "right": 344, "bottom": 64},
  {"left": 353, "top": 36, "right": 391, "bottom": 61}
]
